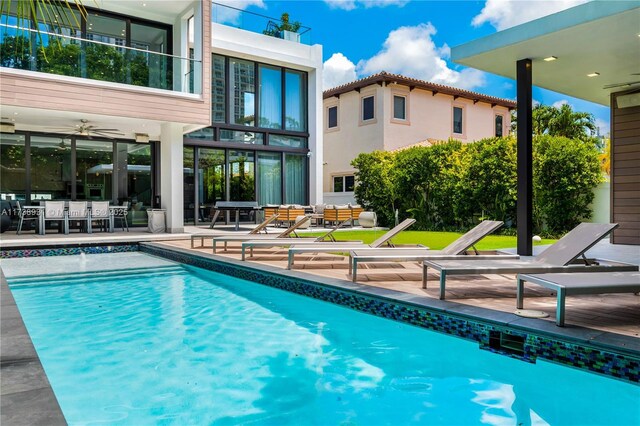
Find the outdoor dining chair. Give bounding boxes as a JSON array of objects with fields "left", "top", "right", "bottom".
[
  {"left": 90, "top": 201, "right": 111, "bottom": 232},
  {"left": 44, "top": 201, "right": 68, "bottom": 234},
  {"left": 15, "top": 201, "right": 40, "bottom": 234},
  {"left": 68, "top": 201, "right": 91, "bottom": 233}
]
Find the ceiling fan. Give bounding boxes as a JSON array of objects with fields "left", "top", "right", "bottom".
[{"left": 51, "top": 119, "right": 125, "bottom": 139}]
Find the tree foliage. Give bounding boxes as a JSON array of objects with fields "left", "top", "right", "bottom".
[{"left": 352, "top": 136, "right": 603, "bottom": 236}]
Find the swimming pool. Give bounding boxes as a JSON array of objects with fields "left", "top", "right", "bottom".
[{"left": 7, "top": 253, "right": 640, "bottom": 425}]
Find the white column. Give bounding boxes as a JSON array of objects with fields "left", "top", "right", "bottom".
[
  {"left": 160, "top": 122, "right": 184, "bottom": 233},
  {"left": 307, "top": 45, "right": 324, "bottom": 205}
]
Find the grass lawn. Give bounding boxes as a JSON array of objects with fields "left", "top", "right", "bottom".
[{"left": 302, "top": 230, "right": 557, "bottom": 251}]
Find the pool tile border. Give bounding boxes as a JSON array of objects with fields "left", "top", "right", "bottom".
[
  {"left": 141, "top": 243, "right": 640, "bottom": 385},
  {"left": 0, "top": 244, "right": 138, "bottom": 259}
]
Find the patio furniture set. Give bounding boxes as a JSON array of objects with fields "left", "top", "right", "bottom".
[
  {"left": 262, "top": 204, "right": 368, "bottom": 228},
  {"left": 196, "top": 220, "right": 639, "bottom": 327},
  {"left": 16, "top": 200, "right": 129, "bottom": 235}
]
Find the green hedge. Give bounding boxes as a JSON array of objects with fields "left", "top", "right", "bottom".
[{"left": 352, "top": 136, "right": 603, "bottom": 236}]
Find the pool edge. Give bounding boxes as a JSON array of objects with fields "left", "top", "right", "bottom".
[{"left": 0, "top": 270, "right": 66, "bottom": 426}]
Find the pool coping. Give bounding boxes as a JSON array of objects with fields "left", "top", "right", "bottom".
[
  {"left": 141, "top": 242, "right": 640, "bottom": 383},
  {"left": 0, "top": 270, "right": 66, "bottom": 425}
]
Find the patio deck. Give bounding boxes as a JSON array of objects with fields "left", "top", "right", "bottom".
[{"left": 158, "top": 238, "right": 640, "bottom": 339}]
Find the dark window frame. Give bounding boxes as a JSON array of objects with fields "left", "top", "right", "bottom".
[
  {"left": 393, "top": 95, "right": 406, "bottom": 120},
  {"left": 327, "top": 105, "right": 338, "bottom": 129},
  {"left": 362, "top": 95, "right": 375, "bottom": 121}
]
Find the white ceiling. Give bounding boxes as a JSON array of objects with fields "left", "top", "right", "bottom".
[
  {"left": 452, "top": 3, "right": 640, "bottom": 106},
  {"left": 92, "top": 0, "right": 196, "bottom": 24}
]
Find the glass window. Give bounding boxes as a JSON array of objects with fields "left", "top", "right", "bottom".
[
  {"left": 333, "top": 176, "right": 343, "bottom": 193},
  {"left": 85, "top": 14, "right": 128, "bottom": 84},
  {"left": 0, "top": 133, "right": 27, "bottom": 201},
  {"left": 328, "top": 106, "right": 338, "bottom": 129},
  {"left": 285, "top": 154, "right": 306, "bottom": 204},
  {"left": 285, "top": 70, "right": 306, "bottom": 131},
  {"left": 258, "top": 152, "right": 282, "bottom": 205},
  {"left": 229, "top": 58, "right": 255, "bottom": 126},
  {"left": 183, "top": 147, "right": 195, "bottom": 224},
  {"left": 393, "top": 95, "right": 406, "bottom": 120},
  {"left": 362, "top": 96, "right": 374, "bottom": 121},
  {"left": 229, "top": 150, "right": 255, "bottom": 201},
  {"left": 75, "top": 139, "right": 114, "bottom": 201},
  {"left": 453, "top": 106, "right": 463, "bottom": 134},
  {"left": 212, "top": 55, "right": 226, "bottom": 123},
  {"left": 269, "top": 135, "right": 306, "bottom": 149},
  {"left": 198, "top": 148, "right": 225, "bottom": 223},
  {"left": 495, "top": 115, "right": 504, "bottom": 137},
  {"left": 186, "top": 128, "right": 214, "bottom": 140},
  {"left": 345, "top": 175, "right": 355, "bottom": 192},
  {"left": 118, "top": 143, "right": 152, "bottom": 225},
  {"left": 259, "top": 65, "right": 282, "bottom": 129},
  {"left": 219, "top": 129, "right": 264, "bottom": 145},
  {"left": 30, "top": 136, "right": 73, "bottom": 201}
]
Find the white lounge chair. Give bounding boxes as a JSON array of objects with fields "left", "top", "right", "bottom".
[
  {"left": 422, "top": 223, "right": 639, "bottom": 300},
  {"left": 349, "top": 220, "right": 519, "bottom": 282},
  {"left": 212, "top": 215, "right": 311, "bottom": 253},
  {"left": 286, "top": 218, "right": 417, "bottom": 269},
  {"left": 517, "top": 272, "right": 640, "bottom": 326},
  {"left": 191, "top": 213, "right": 280, "bottom": 248},
  {"left": 240, "top": 219, "right": 362, "bottom": 260}
]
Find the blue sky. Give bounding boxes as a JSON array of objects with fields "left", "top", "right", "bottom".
[{"left": 227, "top": 0, "right": 610, "bottom": 135}]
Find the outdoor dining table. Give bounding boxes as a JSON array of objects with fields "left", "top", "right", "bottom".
[{"left": 25, "top": 203, "right": 128, "bottom": 235}]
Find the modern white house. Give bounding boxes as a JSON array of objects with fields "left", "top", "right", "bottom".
[
  {"left": 322, "top": 72, "right": 515, "bottom": 204},
  {"left": 451, "top": 1, "right": 639, "bottom": 248},
  {"left": 0, "top": 1, "right": 323, "bottom": 233}
]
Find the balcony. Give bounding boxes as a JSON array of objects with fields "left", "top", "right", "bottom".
[
  {"left": 211, "top": 2, "right": 312, "bottom": 45},
  {"left": 0, "top": 23, "right": 201, "bottom": 95}
]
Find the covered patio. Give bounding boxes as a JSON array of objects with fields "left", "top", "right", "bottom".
[{"left": 451, "top": 1, "right": 640, "bottom": 251}]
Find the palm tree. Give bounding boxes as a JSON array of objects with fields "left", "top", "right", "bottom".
[{"left": 512, "top": 103, "right": 598, "bottom": 142}]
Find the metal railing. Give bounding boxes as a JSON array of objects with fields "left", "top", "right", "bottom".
[
  {"left": 211, "top": 2, "right": 312, "bottom": 45},
  {"left": 0, "top": 23, "right": 202, "bottom": 94}
]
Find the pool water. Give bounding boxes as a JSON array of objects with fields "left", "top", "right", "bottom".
[{"left": 8, "top": 257, "right": 640, "bottom": 425}]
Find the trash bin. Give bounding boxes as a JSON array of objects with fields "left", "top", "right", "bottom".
[{"left": 147, "top": 209, "right": 166, "bottom": 233}]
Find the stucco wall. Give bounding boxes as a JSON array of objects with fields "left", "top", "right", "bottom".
[
  {"left": 323, "top": 85, "right": 385, "bottom": 194},
  {"left": 323, "top": 83, "right": 511, "bottom": 194}
]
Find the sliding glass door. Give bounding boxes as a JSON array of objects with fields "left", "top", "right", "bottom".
[
  {"left": 257, "top": 152, "right": 282, "bottom": 205},
  {"left": 198, "top": 148, "right": 225, "bottom": 223}
]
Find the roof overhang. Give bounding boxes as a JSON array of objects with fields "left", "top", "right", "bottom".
[{"left": 451, "top": 2, "right": 640, "bottom": 106}]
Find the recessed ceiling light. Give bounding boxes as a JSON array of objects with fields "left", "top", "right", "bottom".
[
  {"left": 543, "top": 56, "right": 557, "bottom": 62},
  {"left": 587, "top": 72, "right": 600, "bottom": 77}
]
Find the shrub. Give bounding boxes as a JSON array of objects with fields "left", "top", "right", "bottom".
[
  {"left": 533, "top": 135, "right": 603, "bottom": 234},
  {"left": 352, "top": 151, "right": 398, "bottom": 227}
]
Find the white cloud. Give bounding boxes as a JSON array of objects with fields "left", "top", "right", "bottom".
[
  {"left": 323, "top": 53, "right": 358, "bottom": 89},
  {"left": 324, "top": 0, "right": 408, "bottom": 11},
  {"left": 472, "top": 0, "right": 589, "bottom": 30},
  {"left": 212, "top": 0, "right": 265, "bottom": 25},
  {"left": 552, "top": 99, "right": 569, "bottom": 109},
  {"left": 356, "top": 23, "right": 486, "bottom": 90},
  {"left": 595, "top": 118, "right": 609, "bottom": 136}
]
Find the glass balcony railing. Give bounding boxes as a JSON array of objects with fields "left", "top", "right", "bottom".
[
  {"left": 211, "top": 2, "right": 312, "bottom": 45},
  {"left": 0, "top": 23, "right": 202, "bottom": 95}
]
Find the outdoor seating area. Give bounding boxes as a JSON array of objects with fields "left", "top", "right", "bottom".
[
  {"left": 261, "top": 204, "right": 367, "bottom": 228},
  {"left": 8, "top": 200, "right": 129, "bottom": 235},
  {"left": 167, "top": 221, "right": 639, "bottom": 331}
]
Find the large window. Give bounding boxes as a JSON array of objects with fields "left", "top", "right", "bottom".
[
  {"left": 230, "top": 59, "right": 256, "bottom": 126},
  {"left": 285, "top": 154, "right": 306, "bottom": 204},
  {"left": 269, "top": 135, "right": 306, "bottom": 149},
  {"left": 258, "top": 152, "right": 282, "bottom": 205},
  {"left": 362, "top": 95, "right": 375, "bottom": 121},
  {"left": 122, "top": 143, "right": 152, "bottom": 225},
  {"left": 75, "top": 140, "right": 114, "bottom": 201},
  {"left": 220, "top": 130, "right": 264, "bottom": 145},
  {"left": 229, "top": 150, "right": 255, "bottom": 201},
  {"left": 453, "top": 106, "right": 464, "bottom": 135},
  {"left": 212, "top": 55, "right": 226, "bottom": 123},
  {"left": 0, "top": 134, "right": 26, "bottom": 201},
  {"left": 198, "top": 148, "right": 225, "bottom": 223},
  {"left": 495, "top": 115, "right": 504, "bottom": 137},
  {"left": 259, "top": 65, "right": 282, "bottom": 129},
  {"left": 285, "top": 70, "right": 306, "bottom": 131},
  {"left": 30, "top": 136, "right": 73, "bottom": 201}
]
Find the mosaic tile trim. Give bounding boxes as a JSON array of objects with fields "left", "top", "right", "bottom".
[
  {"left": 141, "top": 244, "right": 640, "bottom": 384},
  {"left": 0, "top": 244, "right": 139, "bottom": 259}
]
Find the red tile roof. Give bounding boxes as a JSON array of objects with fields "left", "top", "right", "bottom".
[{"left": 323, "top": 71, "right": 517, "bottom": 109}]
